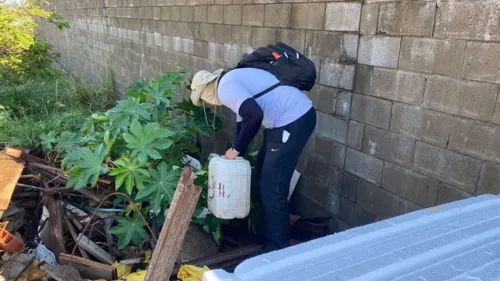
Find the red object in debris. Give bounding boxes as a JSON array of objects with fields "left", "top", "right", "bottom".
[{"left": 0, "top": 222, "right": 24, "bottom": 253}]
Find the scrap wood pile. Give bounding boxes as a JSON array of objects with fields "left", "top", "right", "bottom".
[{"left": 0, "top": 147, "right": 257, "bottom": 281}]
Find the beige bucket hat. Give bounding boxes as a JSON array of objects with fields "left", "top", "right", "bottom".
[{"left": 190, "top": 69, "right": 224, "bottom": 106}]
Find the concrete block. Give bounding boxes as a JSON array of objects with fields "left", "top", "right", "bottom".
[
  {"left": 435, "top": 182, "right": 472, "bottom": 206},
  {"left": 316, "top": 111, "right": 348, "bottom": 144},
  {"left": 223, "top": 5, "right": 242, "bottom": 25},
  {"left": 424, "top": 75, "right": 498, "bottom": 122},
  {"left": 358, "top": 36, "right": 401, "bottom": 68},
  {"left": 223, "top": 44, "right": 243, "bottom": 65},
  {"left": 193, "top": 6, "right": 207, "bottom": 23},
  {"left": 413, "top": 142, "right": 481, "bottom": 192},
  {"left": 208, "top": 42, "right": 224, "bottom": 61},
  {"left": 360, "top": 4, "right": 378, "bottom": 35},
  {"left": 399, "top": 38, "right": 466, "bottom": 78},
  {"left": 325, "top": 188, "right": 340, "bottom": 216},
  {"left": 435, "top": 1, "right": 500, "bottom": 41},
  {"left": 336, "top": 91, "right": 351, "bottom": 118},
  {"left": 172, "top": 36, "right": 183, "bottom": 52},
  {"left": 242, "top": 5, "right": 264, "bottom": 26},
  {"left": 207, "top": 5, "right": 223, "bottom": 24},
  {"left": 170, "top": 6, "right": 181, "bottom": 21},
  {"left": 153, "top": 7, "right": 161, "bottom": 20},
  {"left": 304, "top": 31, "right": 343, "bottom": 59},
  {"left": 291, "top": 3, "right": 325, "bottom": 30},
  {"left": 390, "top": 103, "right": 452, "bottom": 147},
  {"left": 362, "top": 126, "right": 415, "bottom": 168},
  {"left": 370, "top": 68, "right": 425, "bottom": 105},
  {"left": 264, "top": 4, "right": 292, "bottom": 28},
  {"left": 351, "top": 94, "right": 392, "bottom": 130},
  {"left": 200, "top": 23, "right": 215, "bottom": 41},
  {"left": 478, "top": 163, "right": 500, "bottom": 195},
  {"left": 449, "top": 118, "right": 500, "bottom": 163},
  {"left": 319, "top": 61, "right": 355, "bottom": 90},
  {"left": 233, "top": 0, "right": 252, "bottom": 4},
  {"left": 254, "top": 0, "right": 276, "bottom": 4},
  {"left": 311, "top": 135, "right": 346, "bottom": 169},
  {"left": 464, "top": 42, "right": 500, "bottom": 84},
  {"left": 214, "top": 24, "right": 232, "bottom": 43},
  {"left": 347, "top": 121, "right": 364, "bottom": 150},
  {"left": 305, "top": 157, "right": 342, "bottom": 191},
  {"left": 382, "top": 162, "right": 438, "bottom": 207},
  {"left": 277, "top": 29, "right": 305, "bottom": 53},
  {"left": 231, "top": 26, "right": 252, "bottom": 46},
  {"left": 315, "top": 86, "right": 337, "bottom": 115},
  {"left": 338, "top": 197, "right": 355, "bottom": 225},
  {"left": 194, "top": 40, "right": 208, "bottom": 57},
  {"left": 341, "top": 172, "right": 358, "bottom": 202},
  {"left": 343, "top": 34, "right": 359, "bottom": 61},
  {"left": 251, "top": 27, "right": 276, "bottom": 48},
  {"left": 356, "top": 179, "right": 407, "bottom": 218},
  {"left": 345, "top": 148, "right": 383, "bottom": 186},
  {"left": 494, "top": 99, "right": 500, "bottom": 125},
  {"left": 353, "top": 205, "right": 376, "bottom": 227},
  {"left": 182, "top": 38, "right": 194, "bottom": 54},
  {"left": 378, "top": 2, "right": 435, "bottom": 36},
  {"left": 353, "top": 65, "right": 372, "bottom": 94},
  {"left": 325, "top": 3, "right": 361, "bottom": 32}
]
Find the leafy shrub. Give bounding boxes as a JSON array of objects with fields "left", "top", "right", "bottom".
[
  {"left": 46, "top": 70, "right": 227, "bottom": 248},
  {"left": 0, "top": 0, "right": 69, "bottom": 74}
]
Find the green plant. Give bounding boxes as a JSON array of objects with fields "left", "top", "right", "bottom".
[
  {"left": 0, "top": 69, "right": 117, "bottom": 152},
  {"left": 0, "top": 0, "right": 69, "bottom": 74},
  {"left": 52, "top": 70, "right": 229, "bottom": 248}
]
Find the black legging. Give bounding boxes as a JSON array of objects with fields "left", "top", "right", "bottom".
[{"left": 257, "top": 107, "right": 317, "bottom": 252}]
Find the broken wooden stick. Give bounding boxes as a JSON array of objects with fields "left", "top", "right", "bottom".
[
  {"left": 59, "top": 253, "right": 116, "bottom": 280},
  {"left": 144, "top": 167, "right": 202, "bottom": 281},
  {"left": 63, "top": 215, "right": 89, "bottom": 259},
  {"left": 76, "top": 234, "right": 113, "bottom": 265},
  {"left": 41, "top": 196, "right": 67, "bottom": 258}
]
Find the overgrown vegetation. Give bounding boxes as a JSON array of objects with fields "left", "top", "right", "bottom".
[
  {"left": 43, "top": 71, "right": 231, "bottom": 247},
  {"left": 0, "top": 0, "right": 261, "bottom": 250}
]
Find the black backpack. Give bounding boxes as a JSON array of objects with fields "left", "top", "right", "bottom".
[{"left": 222, "top": 42, "right": 317, "bottom": 99}]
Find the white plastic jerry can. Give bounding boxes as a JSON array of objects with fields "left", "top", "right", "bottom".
[{"left": 208, "top": 154, "right": 251, "bottom": 219}]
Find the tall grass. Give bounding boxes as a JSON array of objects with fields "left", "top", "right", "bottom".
[{"left": 0, "top": 69, "right": 117, "bottom": 152}]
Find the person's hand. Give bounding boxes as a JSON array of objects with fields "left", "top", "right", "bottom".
[{"left": 224, "top": 148, "right": 239, "bottom": 160}]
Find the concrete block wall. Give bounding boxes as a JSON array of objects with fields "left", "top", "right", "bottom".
[{"left": 38, "top": 0, "right": 500, "bottom": 232}]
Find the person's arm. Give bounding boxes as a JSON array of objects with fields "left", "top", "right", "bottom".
[
  {"left": 232, "top": 98, "right": 263, "bottom": 156},
  {"left": 218, "top": 80, "right": 263, "bottom": 158}
]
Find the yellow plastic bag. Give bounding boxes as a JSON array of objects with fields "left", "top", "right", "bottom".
[
  {"left": 113, "top": 261, "right": 133, "bottom": 278},
  {"left": 121, "top": 269, "right": 147, "bottom": 281},
  {"left": 177, "top": 265, "right": 210, "bottom": 281}
]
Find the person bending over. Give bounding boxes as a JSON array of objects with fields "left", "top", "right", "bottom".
[{"left": 190, "top": 67, "right": 316, "bottom": 253}]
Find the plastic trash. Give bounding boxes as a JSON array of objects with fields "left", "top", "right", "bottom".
[
  {"left": 178, "top": 265, "right": 210, "bottom": 281},
  {"left": 28, "top": 243, "right": 57, "bottom": 265},
  {"left": 208, "top": 154, "right": 251, "bottom": 219}
]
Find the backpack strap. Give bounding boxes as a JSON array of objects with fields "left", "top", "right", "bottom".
[{"left": 253, "top": 82, "right": 281, "bottom": 99}]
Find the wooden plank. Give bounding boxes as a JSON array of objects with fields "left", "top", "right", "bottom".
[
  {"left": 76, "top": 234, "right": 114, "bottom": 265},
  {"left": 4, "top": 147, "right": 48, "bottom": 165},
  {"left": 144, "top": 167, "right": 202, "bottom": 281},
  {"left": 170, "top": 244, "right": 264, "bottom": 278},
  {"left": 41, "top": 196, "right": 66, "bottom": 258},
  {"left": 0, "top": 152, "right": 25, "bottom": 212},
  {"left": 63, "top": 215, "right": 89, "bottom": 259},
  {"left": 59, "top": 253, "right": 116, "bottom": 281}
]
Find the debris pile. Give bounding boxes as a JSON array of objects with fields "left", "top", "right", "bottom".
[{"left": 0, "top": 147, "right": 259, "bottom": 281}]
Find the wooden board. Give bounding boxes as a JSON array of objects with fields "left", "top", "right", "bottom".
[
  {"left": 0, "top": 152, "right": 25, "bottom": 212},
  {"left": 59, "top": 253, "right": 116, "bottom": 281},
  {"left": 144, "top": 167, "right": 202, "bottom": 281}
]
